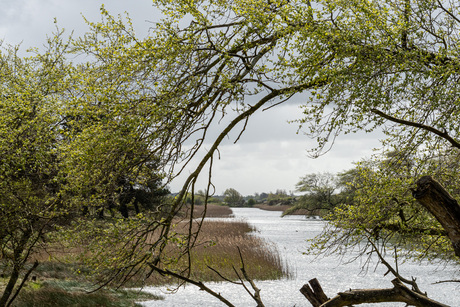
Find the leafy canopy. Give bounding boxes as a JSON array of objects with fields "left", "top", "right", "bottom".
[{"left": 4, "top": 0, "right": 460, "bottom": 299}]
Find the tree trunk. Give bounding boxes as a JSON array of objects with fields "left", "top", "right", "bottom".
[
  {"left": 6, "top": 260, "right": 39, "bottom": 307},
  {"left": 412, "top": 175, "right": 460, "bottom": 258},
  {"left": 0, "top": 267, "right": 20, "bottom": 307},
  {"left": 0, "top": 229, "right": 32, "bottom": 307}
]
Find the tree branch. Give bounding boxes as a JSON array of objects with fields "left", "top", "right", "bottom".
[
  {"left": 412, "top": 175, "right": 460, "bottom": 258},
  {"left": 300, "top": 278, "right": 329, "bottom": 307},
  {"left": 371, "top": 109, "right": 460, "bottom": 149},
  {"left": 6, "top": 261, "right": 39, "bottom": 307},
  {"left": 148, "top": 266, "right": 236, "bottom": 307},
  {"left": 366, "top": 237, "right": 423, "bottom": 294},
  {"left": 236, "top": 247, "right": 265, "bottom": 307}
]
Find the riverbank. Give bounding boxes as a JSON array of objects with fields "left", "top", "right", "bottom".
[
  {"left": 3, "top": 205, "right": 287, "bottom": 306},
  {"left": 254, "top": 203, "right": 318, "bottom": 216},
  {"left": 142, "top": 219, "right": 288, "bottom": 286},
  {"left": 140, "top": 208, "right": 459, "bottom": 306}
]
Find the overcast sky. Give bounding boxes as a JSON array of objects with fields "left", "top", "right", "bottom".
[{"left": 1, "top": 0, "right": 383, "bottom": 196}]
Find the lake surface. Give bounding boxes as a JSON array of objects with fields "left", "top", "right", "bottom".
[{"left": 139, "top": 208, "right": 459, "bottom": 306}]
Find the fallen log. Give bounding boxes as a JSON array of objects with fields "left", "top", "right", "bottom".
[{"left": 301, "top": 278, "right": 449, "bottom": 307}]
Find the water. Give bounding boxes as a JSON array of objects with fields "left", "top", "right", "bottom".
[{"left": 139, "top": 208, "right": 459, "bottom": 306}]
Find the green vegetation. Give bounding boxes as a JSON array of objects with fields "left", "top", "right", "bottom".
[
  {"left": 2, "top": 0, "right": 460, "bottom": 305},
  {"left": 1, "top": 216, "right": 286, "bottom": 306},
  {"left": 144, "top": 219, "right": 289, "bottom": 285},
  {"left": 223, "top": 188, "right": 245, "bottom": 207},
  {"left": 312, "top": 152, "right": 459, "bottom": 262},
  {"left": 10, "top": 280, "right": 161, "bottom": 307},
  {"left": 283, "top": 172, "right": 351, "bottom": 217}
]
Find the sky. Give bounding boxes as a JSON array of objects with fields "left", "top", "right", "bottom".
[{"left": 0, "top": 0, "right": 383, "bottom": 196}]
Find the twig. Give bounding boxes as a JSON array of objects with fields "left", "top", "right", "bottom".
[
  {"left": 206, "top": 265, "right": 241, "bottom": 285},
  {"left": 237, "top": 247, "right": 265, "bottom": 307},
  {"left": 433, "top": 279, "right": 460, "bottom": 284},
  {"left": 367, "top": 237, "right": 424, "bottom": 295},
  {"left": 148, "top": 265, "right": 236, "bottom": 307}
]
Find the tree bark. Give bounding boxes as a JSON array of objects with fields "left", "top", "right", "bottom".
[
  {"left": 301, "top": 278, "right": 449, "bottom": 307},
  {"left": 322, "top": 279, "right": 449, "bottom": 307},
  {"left": 412, "top": 175, "right": 460, "bottom": 258},
  {"left": 6, "top": 260, "right": 39, "bottom": 307},
  {"left": 0, "top": 267, "right": 20, "bottom": 307}
]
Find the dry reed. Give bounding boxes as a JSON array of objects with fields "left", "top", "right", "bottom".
[
  {"left": 144, "top": 219, "right": 290, "bottom": 285},
  {"left": 26, "top": 211, "right": 289, "bottom": 288},
  {"left": 190, "top": 204, "right": 234, "bottom": 218}
]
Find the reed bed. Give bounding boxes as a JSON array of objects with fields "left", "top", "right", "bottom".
[
  {"left": 11, "top": 210, "right": 289, "bottom": 305},
  {"left": 255, "top": 204, "right": 321, "bottom": 216},
  {"left": 144, "top": 219, "right": 290, "bottom": 285},
  {"left": 189, "top": 204, "right": 234, "bottom": 218}
]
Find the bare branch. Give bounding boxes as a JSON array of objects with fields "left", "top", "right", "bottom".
[
  {"left": 301, "top": 278, "right": 449, "bottom": 307},
  {"left": 366, "top": 236, "right": 423, "bottom": 294},
  {"left": 237, "top": 247, "right": 265, "bottom": 307},
  {"left": 371, "top": 109, "right": 460, "bottom": 149},
  {"left": 148, "top": 266, "right": 236, "bottom": 307}
]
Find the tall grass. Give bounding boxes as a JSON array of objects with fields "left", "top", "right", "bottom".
[
  {"left": 183, "top": 203, "right": 234, "bottom": 218},
  {"left": 6, "top": 211, "right": 289, "bottom": 304},
  {"left": 144, "top": 219, "right": 290, "bottom": 285}
]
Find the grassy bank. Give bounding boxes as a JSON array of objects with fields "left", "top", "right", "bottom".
[
  {"left": 3, "top": 206, "right": 288, "bottom": 306},
  {"left": 255, "top": 204, "right": 324, "bottom": 216},
  {"left": 8, "top": 279, "right": 161, "bottom": 307},
  {"left": 0, "top": 261, "right": 162, "bottom": 307},
  {"left": 189, "top": 203, "right": 234, "bottom": 218},
  {"left": 255, "top": 204, "right": 292, "bottom": 212}
]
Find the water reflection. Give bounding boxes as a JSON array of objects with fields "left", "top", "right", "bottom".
[{"left": 139, "top": 208, "right": 459, "bottom": 306}]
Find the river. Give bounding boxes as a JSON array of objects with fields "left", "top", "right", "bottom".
[{"left": 139, "top": 208, "right": 459, "bottom": 306}]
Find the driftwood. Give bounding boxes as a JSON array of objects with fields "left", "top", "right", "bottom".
[
  {"left": 412, "top": 175, "right": 460, "bottom": 258},
  {"left": 301, "top": 278, "right": 449, "bottom": 307},
  {"left": 300, "top": 278, "right": 329, "bottom": 307}
]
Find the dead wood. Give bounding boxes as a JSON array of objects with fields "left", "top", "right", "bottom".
[
  {"left": 300, "top": 278, "right": 329, "bottom": 307},
  {"left": 301, "top": 278, "right": 450, "bottom": 307}
]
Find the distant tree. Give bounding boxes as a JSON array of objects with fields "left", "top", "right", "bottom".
[
  {"left": 284, "top": 173, "right": 342, "bottom": 216},
  {"left": 259, "top": 193, "right": 269, "bottom": 201},
  {"left": 223, "top": 188, "right": 244, "bottom": 207},
  {"left": 275, "top": 189, "right": 288, "bottom": 196},
  {"left": 247, "top": 198, "right": 256, "bottom": 207},
  {"left": 265, "top": 190, "right": 294, "bottom": 206}
]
